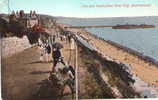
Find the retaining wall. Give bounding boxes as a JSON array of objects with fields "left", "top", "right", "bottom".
[{"left": 1, "top": 36, "right": 32, "bottom": 58}]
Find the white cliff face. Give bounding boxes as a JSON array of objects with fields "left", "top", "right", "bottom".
[{"left": 1, "top": 36, "right": 32, "bottom": 58}]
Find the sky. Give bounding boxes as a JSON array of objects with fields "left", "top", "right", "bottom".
[{"left": 0, "top": 0, "right": 158, "bottom": 18}]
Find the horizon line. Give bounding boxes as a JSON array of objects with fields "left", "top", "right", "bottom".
[{"left": 1, "top": 12, "right": 158, "bottom": 18}]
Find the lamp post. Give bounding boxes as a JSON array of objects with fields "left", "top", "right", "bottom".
[{"left": 75, "top": 36, "right": 78, "bottom": 100}]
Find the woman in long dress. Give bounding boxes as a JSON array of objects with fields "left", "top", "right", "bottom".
[
  {"left": 70, "top": 38, "right": 75, "bottom": 50},
  {"left": 38, "top": 38, "right": 45, "bottom": 62}
]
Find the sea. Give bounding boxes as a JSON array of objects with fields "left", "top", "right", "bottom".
[{"left": 56, "top": 16, "right": 158, "bottom": 61}]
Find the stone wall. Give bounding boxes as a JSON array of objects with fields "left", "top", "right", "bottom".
[{"left": 1, "top": 36, "right": 32, "bottom": 58}]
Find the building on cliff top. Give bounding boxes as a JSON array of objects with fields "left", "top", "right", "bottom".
[{"left": 9, "top": 10, "right": 39, "bottom": 28}]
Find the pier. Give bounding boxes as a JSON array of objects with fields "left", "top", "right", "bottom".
[
  {"left": 64, "top": 24, "right": 155, "bottom": 29},
  {"left": 64, "top": 25, "right": 113, "bottom": 28}
]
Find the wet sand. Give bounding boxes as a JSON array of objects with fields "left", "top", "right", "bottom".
[{"left": 61, "top": 25, "right": 158, "bottom": 86}]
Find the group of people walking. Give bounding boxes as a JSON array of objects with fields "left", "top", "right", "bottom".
[
  {"left": 38, "top": 36, "right": 51, "bottom": 63},
  {"left": 37, "top": 33, "right": 76, "bottom": 72},
  {"left": 37, "top": 32, "right": 77, "bottom": 98}
]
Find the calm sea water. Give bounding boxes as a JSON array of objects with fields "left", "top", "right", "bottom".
[{"left": 56, "top": 17, "right": 158, "bottom": 61}]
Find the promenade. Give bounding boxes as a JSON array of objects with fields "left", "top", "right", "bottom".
[{"left": 2, "top": 39, "right": 76, "bottom": 100}]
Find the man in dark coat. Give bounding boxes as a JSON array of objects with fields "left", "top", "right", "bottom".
[{"left": 52, "top": 48, "right": 65, "bottom": 72}]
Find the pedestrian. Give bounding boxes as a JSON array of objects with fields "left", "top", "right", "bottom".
[
  {"left": 48, "top": 36, "right": 53, "bottom": 50},
  {"left": 45, "top": 40, "right": 51, "bottom": 62},
  {"left": 52, "top": 35, "right": 56, "bottom": 42},
  {"left": 49, "top": 36, "right": 53, "bottom": 45},
  {"left": 70, "top": 37, "right": 75, "bottom": 50},
  {"left": 29, "top": 10, "right": 33, "bottom": 18},
  {"left": 63, "top": 35, "right": 66, "bottom": 42},
  {"left": 38, "top": 38, "right": 45, "bottom": 62},
  {"left": 56, "top": 65, "right": 75, "bottom": 94},
  {"left": 16, "top": 11, "right": 19, "bottom": 18},
  {"left": 68, "top": 34, "right": 71, "bottom": 43},
  {"left": 60, "top": 35, "right": 63, "bottom": 41},
  {"left": 52, "top": 48, "right": 65, "bottom": 72}
]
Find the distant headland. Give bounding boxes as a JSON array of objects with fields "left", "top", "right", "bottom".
[{"left": 112, "top": 24, "right": 155, "bottom": 29}]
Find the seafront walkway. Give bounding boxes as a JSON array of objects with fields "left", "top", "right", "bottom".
[{"left": 2, "top": 38, "right": 76, "bottom": 100}]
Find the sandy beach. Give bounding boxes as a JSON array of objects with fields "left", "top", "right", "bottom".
[{"left": 60, "top": 24, "right": 158, "bottom": 86}]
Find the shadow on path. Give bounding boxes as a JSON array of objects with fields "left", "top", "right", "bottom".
[
  {"left": 31, "top": 74, "right": 72, "bottom": 100},
  {"left": 27, "top": 60, "right": 53, "bottom": 64},
  {"left": 29, "top": 71, "right": 51, "bottom": 75}
]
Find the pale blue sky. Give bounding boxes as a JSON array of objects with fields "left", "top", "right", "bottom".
[{"left": 0, "top": 0, "right": 158, "bottom": 17}]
